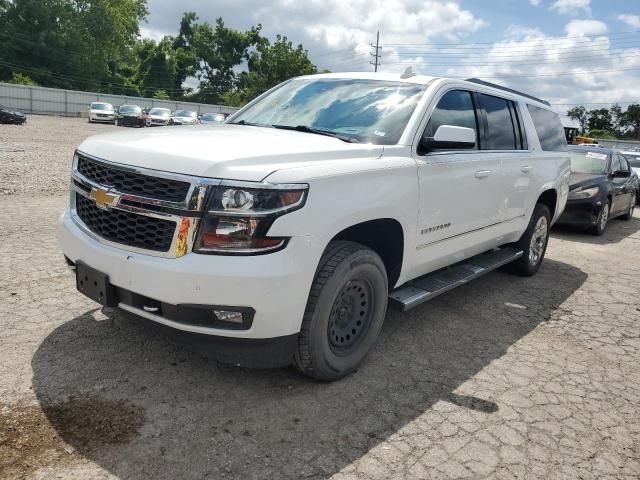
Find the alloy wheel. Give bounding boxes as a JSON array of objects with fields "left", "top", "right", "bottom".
[
  {"left": 600, "top": 203, "right": 609, "bottom": 231},
  {"left": 529, "top": 216, "right": 548, "bottom": 266}
]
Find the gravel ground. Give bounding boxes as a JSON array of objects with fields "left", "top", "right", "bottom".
[
  {"left": 0, "top": 115, "right": 118, "bottom": 196},
  {"left": 1, "top": 116, "right": 640, "bottom": 479}
]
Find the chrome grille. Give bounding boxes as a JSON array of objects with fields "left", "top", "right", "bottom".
[
  {"left": 75, "top": 194, "right": 176, "bottom": 252},
  {"left": 77, "top": 154, "right": 191, "bottom": 203}
]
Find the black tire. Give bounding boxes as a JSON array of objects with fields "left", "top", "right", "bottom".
[
  {"left": 590, "top": 201, "right": 610, "bottom": 235},
  {"left": 294, "top": 241, "right": 388, "bottom": 381},
  {"left": 621, "top": 192, "right": 636, "bottom": 220},
  {"left": 503, "top": 203, "right": 551, "bottom": 277}
]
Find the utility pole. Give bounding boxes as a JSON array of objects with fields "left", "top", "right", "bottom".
[{"left": 370, "top": 30, "right": 381, "bottom": 72}]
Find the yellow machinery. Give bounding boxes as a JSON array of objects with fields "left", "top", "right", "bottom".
[{"left": 564, "top": 127, "right": 598, "bottom": 145}]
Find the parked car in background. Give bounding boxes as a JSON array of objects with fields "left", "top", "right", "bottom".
[
  {"left": 88, "top": 102, "right": 115, "bottom": 124},
  {"left": 200, "top": 112, "right": 227, "bottom": 125},
  {"left": 116, "top": 105, "right": 145, "bottom": 128},
  {"left": 0, "top": 103, "right": 27, "bottom": 124},
  {"left": 59, "top": 73, "right": 570, "bottom": 380},
  {"left": 171, "top": 110, "right": 199, "bottom": 125},
  {"left": 147, "top": 107, "right": 172, "bottom": 127},
  {"left": 556, "top": 146, "right": 637, "bottom": 235},
  {"left": 620, "top": 150, "right": 640, "bottom": 176}
]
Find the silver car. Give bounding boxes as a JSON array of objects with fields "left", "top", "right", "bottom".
[
  {"left": 147, "top": 107, "right": 172, "bottom": 127},
  {"left": 88, "top": 102, "right": 115, "bottom": 124},
  {"left": 171, "top": 110, "right": 199, "bottom": 125}
]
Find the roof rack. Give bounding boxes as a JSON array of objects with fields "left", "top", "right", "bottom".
[{"left": 465, "top": 78, "right": 551, "bottom": 106}]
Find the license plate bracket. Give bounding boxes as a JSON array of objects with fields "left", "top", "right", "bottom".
[{"left": 75, "top": 261, "right": 117, "bottom": 307}]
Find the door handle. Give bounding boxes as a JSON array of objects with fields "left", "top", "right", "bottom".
[
  {"left": 475, "top": 170, "right": 491, "bottom": 179},
  {"left": 521, "top": 165, "right": 533, "bottom": 173}
]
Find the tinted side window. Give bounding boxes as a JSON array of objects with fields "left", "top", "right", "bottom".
[
  {"left": 618, "top": 154, "right": 630, "bottom": 173},
  {"left": 478, "top": 94, "right": 517, "bottom": 150},
  {"left": 423, "top": 90, "right": 478, "bottom": 149},
  {"left": 526, "top": 104, "right": 568, "bottom": 152}
]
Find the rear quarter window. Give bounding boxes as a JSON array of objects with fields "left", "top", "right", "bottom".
[{"left": 527, "top": 104, "right": 567, "bottom": 152}]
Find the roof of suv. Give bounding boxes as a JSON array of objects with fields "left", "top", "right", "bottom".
[{"left": 296, "top": 72, "right": 552, "bottom": 108}]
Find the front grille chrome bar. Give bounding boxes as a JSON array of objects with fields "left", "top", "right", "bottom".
[{"left": 70, "top": 151, "right": 221, "bottom": 259}]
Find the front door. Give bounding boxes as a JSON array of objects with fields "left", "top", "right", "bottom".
[{"left": 415, "top": 89, "right": 504, "bottom": 248}]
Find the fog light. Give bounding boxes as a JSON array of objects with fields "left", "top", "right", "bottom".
[{"left": 214, "top": 310, "right": 244, "bottom": 324}]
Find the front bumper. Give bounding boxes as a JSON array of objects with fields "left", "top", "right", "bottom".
[
  {"left": 58, "top": 209, "right": 314, "bottom": 340},
  {"left": 90, "top": 114, "right": 115, "bottom": 123},
  {"left": 118, "top": 116, "right": 144, "bottom": 126},
  {"left": 556, "top": 198, "right": 602, "bottom": 226}
]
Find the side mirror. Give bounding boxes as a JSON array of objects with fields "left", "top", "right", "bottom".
[
  {"left": 421, "top": 125, "right": 476, "bottom": 152},
  {"left": 612, "top": 170, "right": 630, "bottom": 178}
]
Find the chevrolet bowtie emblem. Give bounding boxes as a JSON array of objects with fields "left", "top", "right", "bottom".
[{"left": 89, "top": 187, "right": 119, "bottom": 209}]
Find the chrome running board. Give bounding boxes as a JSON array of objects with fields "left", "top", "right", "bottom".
[{"left": 389, "top": 247, "right": 523, "bottom": 311}]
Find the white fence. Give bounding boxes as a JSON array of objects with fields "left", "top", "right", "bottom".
[
  {"left": 595, "top": 138, "right": 640, "bottom": 150},
  {"left": 0, "top": 82, "right": 239, "bottom": 117}
]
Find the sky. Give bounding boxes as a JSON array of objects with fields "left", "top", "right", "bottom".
[{"left": 141, "top": 0, "right": 640, "bottom": 117}]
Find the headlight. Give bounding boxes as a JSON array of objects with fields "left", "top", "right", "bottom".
[
  {"left": 193, "top": 182, "right": 308, "bottom": 254},
  {"left": 568, "top": 186, "right": 599, "bottom": 200}
]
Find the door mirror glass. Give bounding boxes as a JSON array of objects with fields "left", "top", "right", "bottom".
[{"left": 422, "top": 125, "right": 476, "bottom": 151}]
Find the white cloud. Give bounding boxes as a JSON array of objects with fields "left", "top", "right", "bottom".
[
  {"left": 144, "top": 0, "right": 486, "bottom": 73},
  {"left": 564, "top": 19, "right": 607, "bottom": 36},
  {"left": 529, "top": 0, "right": 542, "bottom": 6},
  {"left": 443, "top": 27, "right": 639, "bottom": 113},
  {"left": 550, "top": 0, "right": 591, "bottom": 16},
  {"left": 141, "top": 0, "right": 640, "bottom": 109},
  {"left": 618, "top": 14, "right": 640, "bottom": 30}
]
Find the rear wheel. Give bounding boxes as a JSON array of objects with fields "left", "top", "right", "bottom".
[
  {"left": 590, "top": 201, "right": 609, "bottom": 235},
  {"left": 621, "top": 193, "right": 636, "bottom": 220},
  {"left": 503, "top": 203, "right": 550, "bottom": 276},
  {"left": 294, "top": 241, "right": 388, "bottom": 381}
]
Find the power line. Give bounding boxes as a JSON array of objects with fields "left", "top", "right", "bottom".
[{"left": 384, "top": 29, "right": 640, "bottom": 47}]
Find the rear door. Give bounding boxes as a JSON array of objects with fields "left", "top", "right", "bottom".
[{"left": 477, "top": 93, "right": 529, "bottom": 222}]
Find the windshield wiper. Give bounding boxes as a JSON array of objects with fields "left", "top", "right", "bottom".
[
  {"left": 229, "top": 119, "right": 273, "bottom": 127},
  {"left": 271, "top": 124, "right": 360, "bottom": 143}
]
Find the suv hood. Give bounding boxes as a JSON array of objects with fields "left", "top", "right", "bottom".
[{"left": 77, "top": 124, "right": 383, "bottom": 181}]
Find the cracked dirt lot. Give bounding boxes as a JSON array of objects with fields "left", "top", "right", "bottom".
[{"left": 1, "top": 116, "right": 640, "bottom": 479}]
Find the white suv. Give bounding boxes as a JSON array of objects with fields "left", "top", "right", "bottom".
[{"left": 59, "top": 72, "right": 570, "bottom": 380}]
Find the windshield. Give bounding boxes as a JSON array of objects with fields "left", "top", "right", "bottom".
[
  {"left": 119, "top": 105, "right": 141, "bottom": 113},
  {"left": 569, "top": 150, "right": 609, "bottom": 174},
  {"left": 91, "top": 103, "right": 113, "bottom": 111},
  {"left": 149, "top": 108, "right": 171, "bottom": 116},
  {"left": 231, "top": 78, "right": 426, "bottom": 145},
  {"left": 176, "top": 110, "right": 197, "bottom": 117}
]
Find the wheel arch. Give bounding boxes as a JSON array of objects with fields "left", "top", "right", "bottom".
[
  {"left": 329, "top": 218, "right": 404, "bottom": 288},
  {"left": 537, "top": 189, "right": 558, "bottom": 220}
]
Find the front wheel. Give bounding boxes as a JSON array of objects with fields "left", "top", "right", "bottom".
[
  {"left": 294, "top": 241, "right": 388, "bottom": 381},
  {"left": 590, "top": 201, "right": 609, "bottom": 235},
  {"left": 503, "top": 203, "right": 551, "bottom": 277}
]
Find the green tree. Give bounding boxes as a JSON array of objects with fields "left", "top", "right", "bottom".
[
  {"left": 7, "top": 72, "right": 38, "bottom": 86},
  {"left": 586, "top": 129, "right": 615, "bottom": 139},
  {"left": 191, "top": 18, "right": 262, "bottom": 103},
  {"left": 171, "top": 12, "right": 199, "bottom": 94},
  {"left": 152, "top": 89, "right": 170, "bottom": 100},
  {"left": 587, "top": 108, "right": 613, "bottom": 132},
  {"left": 620, "top": 104, "right": 640, "bottom": 139},
  {"left": 0, "top": 0, "right": 148, "bottom": 91},
  {"left": 567, "top": 106, "right": 588, "bottom": 134},
  {"left": 135, "top": 38, "right": 179, "bottom": 98}
]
